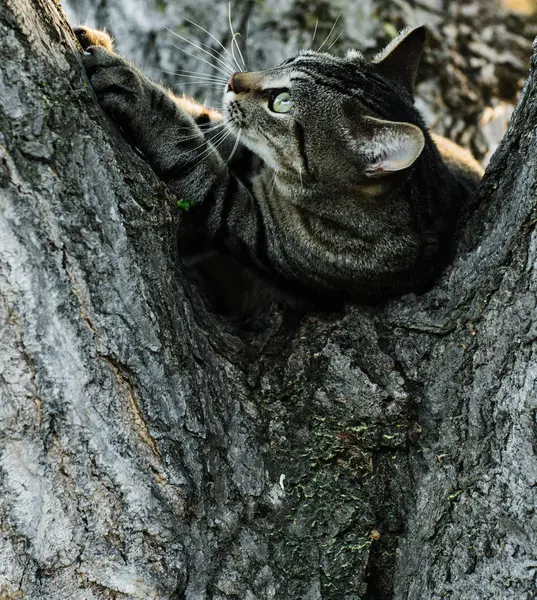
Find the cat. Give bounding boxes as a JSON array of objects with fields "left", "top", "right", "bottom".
[{"left": 74, "top": 24, "right": 483, "bottom": 306}]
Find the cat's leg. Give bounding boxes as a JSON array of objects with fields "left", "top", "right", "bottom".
[
  {"left": 74, "top": 28, "right": 272, "bottom": 273},
  {"left": 74, "top": 27, "right": 223, "bottom": 158},
  {"left": 74, "top": 26, "right": 221, "bottom": 126}
]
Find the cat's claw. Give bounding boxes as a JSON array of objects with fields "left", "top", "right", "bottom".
[
  {"left": 80, "top": 42, "right": 145, "bottom": 120},
  {"left": 74, "top": 25, "right": 114, "bottom": 52}
]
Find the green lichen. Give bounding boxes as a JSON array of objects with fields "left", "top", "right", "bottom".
[{"left": 177, "top": 198, "right": 195, "bottom": 211}]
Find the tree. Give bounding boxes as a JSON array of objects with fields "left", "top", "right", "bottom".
[{"left": 0, "top": 0, "right": 536, "bottom": 599}]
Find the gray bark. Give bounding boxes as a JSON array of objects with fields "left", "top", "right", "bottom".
[{"left": 0, "top": 1, "right": 536, "bottom": 599}]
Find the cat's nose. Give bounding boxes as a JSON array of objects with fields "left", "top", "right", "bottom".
[
  {"left": 226, "top": 73, "right": 253, "bottom": 94},
  {"left": 226, "top": 74, "right": 237, "bottom": 93}
]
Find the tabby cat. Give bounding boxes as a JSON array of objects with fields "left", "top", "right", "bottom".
[{"left": 74, "top": 24, "right": 483, "bottom": 304}]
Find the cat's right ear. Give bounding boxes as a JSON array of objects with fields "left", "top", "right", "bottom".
[{"left": 372, "top": 26, "right": 426, "bottom": 95}]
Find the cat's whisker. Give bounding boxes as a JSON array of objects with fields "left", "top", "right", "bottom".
[
  {"left": 230, "top": 37, "right": 240, "bottom": 74},
  {"left": 156, "top": 69, "right": 229, "bottom": 84},
  {"left": 178, "top": 131, "right": 219, "bottom": 145},
  {"left": 173, "top": 80, "right": 227, "bottom": 91},
  {"left": 179, "top": 124, "right": 224, "bottom": 139},
  {"left": 245, "top": 17, "right": 251, "bottom": 70},
  {"left": 204, "top": 125, "right": 233, "bottom": 147},
  {"left": 156, "top": 67, "right": 228, "bottom": 80},
  {"left": 310, "top": 16, "right": 319, "bottom": 49},
  {"left": 182, "top": 129, "right": 224, "bottom": 157},
  {"left": 166, "top": 28, "right": 235, "bottom": 75},
  {"left": 196, "top": 39, "right": 237, "bottom": 70},
  {"left": 268, "top": 172, "right": 278, "bottom": 201},
  {"left": 317, "top": 11, "right": 341, "bottom": 52},
  {"left": 165, "top": 27, "right": 235, "bottom": 74},
  {"left": 174, "top": 78, "right": 227, "bottom": 88},
  {"left": 181, "top": 80, "right": 227, "bottom": 87},
  {"left": 187, "top": 130, "right": 234, "bottom": 173},
  {"left": 174, "top": 13, "right": 244, "bottom": 75},
  {"left": 190, "top": 127, "right": 230, "bottom": 154},
  {"left": 173, "top": 120, "right": 223, "bottom": 132},
  {"left": 183, "top": 83, "right": 227, "bottom": 91},
  {"left": 326, "top": 28, "right": 344, "bottom": 52},
  {"left": 226, "top": 128, "right": 242, "bottom": 164},
  {"left": 298, "top": 166, "right": 304, "bottom": 191},
  {"left": 228, "top": 3, "right": 247, "bottom": 71},
  {"left": 179, "top": 124, "right": 225, "bottom": 142},
  {"left": 233, "top": 33, "right": 246, "bottom": 70},
  {"left": 170, "top": 43, "right": 232, "bottom": 79},
  {"left": 194, "top": 38, "right": 239, "bottom": 73}
]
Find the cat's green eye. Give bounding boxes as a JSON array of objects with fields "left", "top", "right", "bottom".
[{"left": 271, "top": 91, "right": 293, "bottom": 114}]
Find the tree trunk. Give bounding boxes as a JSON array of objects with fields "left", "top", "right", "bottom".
[{"left": 1, "top": 1, "right": 536, "bottom": 599}]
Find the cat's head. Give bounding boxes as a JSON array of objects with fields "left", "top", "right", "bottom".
[{"left": 223, "top": 26, "right": 427, "bottom": 191}]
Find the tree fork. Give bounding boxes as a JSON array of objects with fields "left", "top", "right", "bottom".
[{"left": 1, "top": 1, "right": 536, "bottom": 599}]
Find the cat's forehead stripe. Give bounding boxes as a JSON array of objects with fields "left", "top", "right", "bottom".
[
  {"left": 288, "top": 62, "right": 405, "bottom": 122},
  {"left": 276, "top": 51, "right": 342, "bottom": 71},
  {"left": 292, "top": 61, "right": 366, "bottom": 95},
  {"left": 292, "top": 52, "right": 341, "bottom": 67}
]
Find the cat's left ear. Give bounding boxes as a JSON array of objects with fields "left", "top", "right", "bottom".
[
  {"left": 372, "top": 26, "right": 426, "bottom": 96},
  {"left": 354, "top": 116, "right": 425, "bottom": 177}
]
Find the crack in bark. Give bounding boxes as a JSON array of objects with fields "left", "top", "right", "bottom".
[{"left": 100, "top": 354, "right": 163, "bottom": 462}]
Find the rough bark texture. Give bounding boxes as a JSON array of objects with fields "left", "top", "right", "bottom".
[{"left": 1, "top": 1, "right": 536, "bottom": 599}]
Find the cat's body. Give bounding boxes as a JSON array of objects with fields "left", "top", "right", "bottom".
[{"left": 74, "top": 25, "right": 483, "bottom": 305}]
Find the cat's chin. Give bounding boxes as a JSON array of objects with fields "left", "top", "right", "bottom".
[{"left": 236, "top": 135, "right": 279, "bottom": 170}]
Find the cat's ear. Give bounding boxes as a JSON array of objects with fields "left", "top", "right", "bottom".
[
  {"left": 372, "top": 26, "right": 426, "bottom": 95},
  {"left": 355, "top": 116, "right": 425, "bottom": 177}
]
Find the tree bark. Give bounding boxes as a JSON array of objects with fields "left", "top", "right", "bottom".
[{"left": 1, "top": 1, "right": 536, "bottom": 600}]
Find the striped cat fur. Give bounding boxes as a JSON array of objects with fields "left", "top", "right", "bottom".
[{"left": 75, "top": 25, "right": 483, "bottom": 304}]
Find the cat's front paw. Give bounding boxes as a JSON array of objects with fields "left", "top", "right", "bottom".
[{"left": 80, "top": 45, "right": 145, "bottom": 123}]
